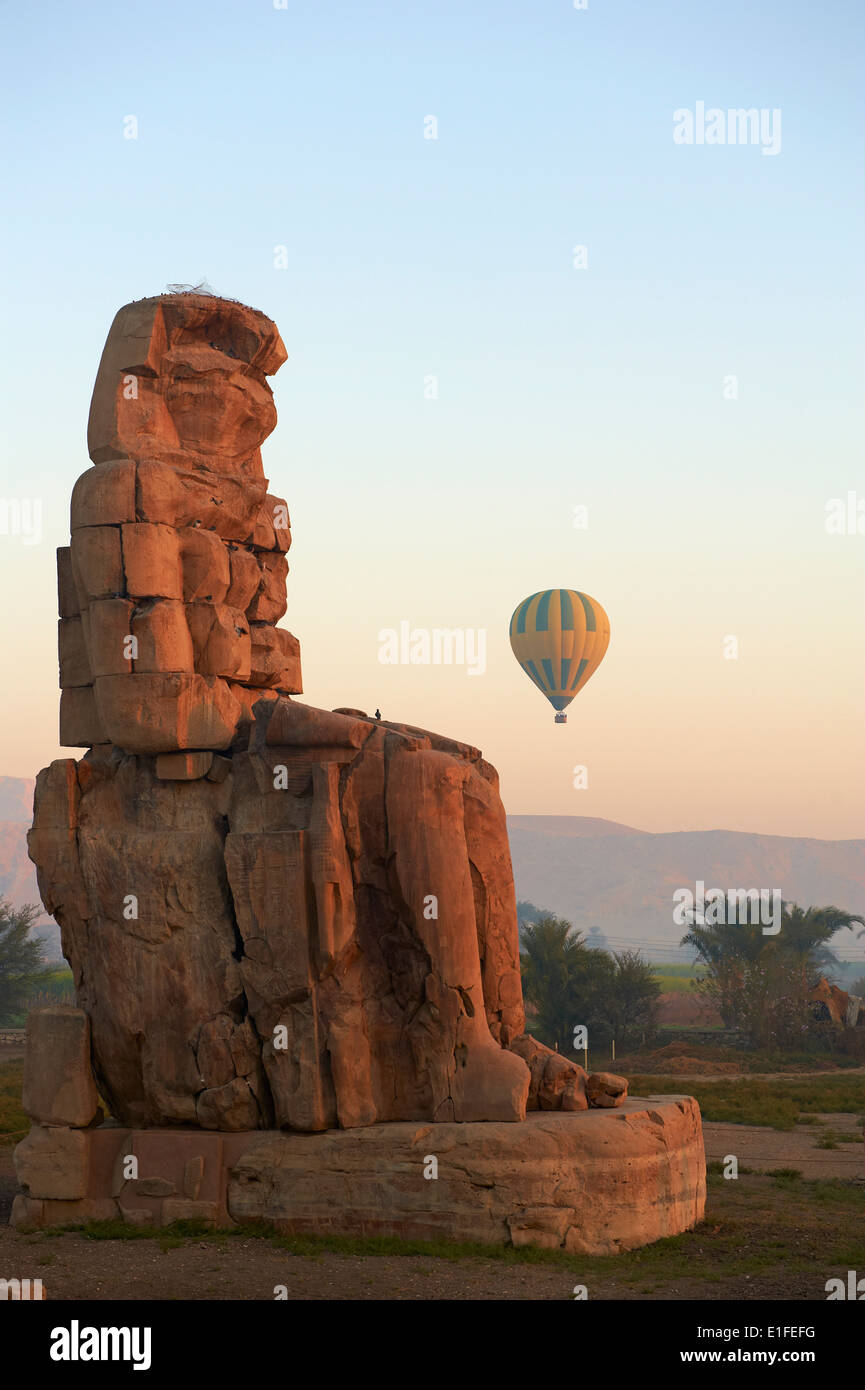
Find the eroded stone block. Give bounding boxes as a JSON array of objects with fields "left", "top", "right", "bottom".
[
  {"left": 180, "top": 527, "right": 230, "bottom": 603},
  {"left": 58, "top": 617, "right": 92, "bottom": 688},
  {"left": 70, "top": 461, "right": 136, "bottom": 529},
  {"left": 155, "top": 751, "right": 214, "bottom": 780},
  {"left": 121, "top": 523, "right": 183, "bottom": 600},
  {"left": 131, "top": 599, "right": 194, "bottom": 674},
  {"left": 93, "top": 672, "right": 242, "bottom": 753},
  {"left": 71, "top": 525, "right": 124, "bottom": 603},
  {"left": 187, "top": 603, "right": 250, "bottom": 680},
  {"left": 14, "top": 1125, "right": 89, "bottom": 1200},
  {"left": 57, "top": 547, "right": 79, "bottom": 619},
  {"left": 87, "top": 598, "right": 135, "bottom": 677},
  {"left": 59, "top": 686, "right": 106, "bottom": 748},
  {"left": 21, "top": 1007, "right": 99, "bottom": 1127}
]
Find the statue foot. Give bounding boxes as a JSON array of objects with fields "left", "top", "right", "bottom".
[
  {"left": 585, "top": 1070, "right": 628, "bottom": 1109},
  {"left": 508, "top": 1034, "right": 589, "bottom": 1111},
  {"left": 448, "top": 1033, "right": 531, "bottom": 1123},
  {"left": 507, "top": 1036, "right": 629, "bottom": 1112}
]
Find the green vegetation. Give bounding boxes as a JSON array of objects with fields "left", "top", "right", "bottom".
[
  {"left": 624, "top": 1072, "right": 865, "bottom": 1129},
  {"left": 681, "top": 902, "right": 864, "bottom": 1049},
  {"left": 520, "top": 915, "right": 659, "bottom": 1053},
  {"left": 650, "top": 962, "right": 707, "bottom": 995},
  {"left": 0, "top": 899, "right": 55, "bottom": 1025},
  {"left": 516, "top": 900, "right": 549, "bottom": 926},
  {"left": 517, "top": 904, "right": 865, "bottom": 1058},
  {"left": 0, "top": 1058, "right": 26, "bottom": 1144},
  {"left": 735, "top": 1049, "right": 862, "bottom": 1071},
  {"left": 770, "top": 1168, "right": 803, "bottom": 1186},
  {"left": 24, "top": 968, "right": 74, "bottom": 1013},
  {"left": 814, "top": 1130, "right": 861, "bottom": 1148},
  {"left": 652, "top": 976, "right": 703, "bottom": 995}
]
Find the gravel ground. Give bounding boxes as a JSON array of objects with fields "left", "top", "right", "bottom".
[
  {"left": 0, "top": 1224, "right": 846, "bottom": 1302},
  {"left": 702, "top": 1112, "right": 865, "bottom": 1179},
  {"left": 2, "top": 1122, "right": 863, "bottom": 1302}
]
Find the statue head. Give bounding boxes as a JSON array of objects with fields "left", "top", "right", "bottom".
[{"left": 87, "top": 291, "right": 287, "bottom": 476}]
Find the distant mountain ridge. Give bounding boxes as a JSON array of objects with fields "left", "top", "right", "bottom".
[
  {"left": 507, "top": 815, "right": 865, "bottom": 961},
  {"left": 0, "top": 775, "right": 60, "bottom": 959},
  {"left": 2, "top": 778, "right": 864, "bottom": 967},
  {"left": 508, "top": 815, "right": 643, "bottom": 838},
  {"left": 0, "top": 776, "right": 34, "bottom": 822}
]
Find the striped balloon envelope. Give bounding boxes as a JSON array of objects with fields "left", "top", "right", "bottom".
[{"left": 509, "top": 589, "right": 610, "bottom": 723}]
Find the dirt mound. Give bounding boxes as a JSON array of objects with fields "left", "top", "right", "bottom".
[
  {"left": 626, "top": 1041, "right": 744, "bottom": 1075},
  {"left": 657, "top": 1055, "right": 741, "bottom": 1075}
]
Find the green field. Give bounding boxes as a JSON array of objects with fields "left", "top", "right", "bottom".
[
  {"left": 650, "top": 962, "right": 707, "bottom": 995},
  {"left": 626, "top": 1073, "right": 865, "bottom": 1130},
  {"left": 1, "top": 968, "right": 75, "bottom": 1027}
]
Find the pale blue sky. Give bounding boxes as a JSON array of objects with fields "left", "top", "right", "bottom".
[{"left": 1, "top": 0, "right": 863, "bottom": 839}]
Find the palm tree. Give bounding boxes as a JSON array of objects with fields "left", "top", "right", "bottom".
[
  {"left": 779, "top": 905, "right": 862, "bottom": 980},
  {"left": 681, "top": 901, "right": 864, "bottom": 1044},
  {"left": 519, "top": 916, "right": 585, "bottom": 1053}
]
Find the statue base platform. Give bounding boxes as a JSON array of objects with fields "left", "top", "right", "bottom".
[{"left": 12, "top": 1096, "right": 706, "bottom": 1256}]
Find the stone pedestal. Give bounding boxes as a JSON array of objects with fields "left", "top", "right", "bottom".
[{"left": 13, "top": 1096, "right": 706, "bottom": 1256}]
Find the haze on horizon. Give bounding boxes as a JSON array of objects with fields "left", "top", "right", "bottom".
[{"left": 0, "top": 0, "right": 862, "bottom": 841}]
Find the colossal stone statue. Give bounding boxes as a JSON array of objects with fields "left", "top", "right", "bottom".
[{"left": 30, "top": 291, "right": 598, "bottom": 1132}]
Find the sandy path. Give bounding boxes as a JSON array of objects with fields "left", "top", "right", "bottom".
[{"left": 702, "top": 1112, "right": 864, "bottom": 1179}]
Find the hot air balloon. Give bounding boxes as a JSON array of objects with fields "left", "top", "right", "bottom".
[{"left": 509, "top": 589, "right": 610, "bottom": 723}]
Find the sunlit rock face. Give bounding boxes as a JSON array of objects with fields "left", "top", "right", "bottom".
[
  {"left": 59, "top": 292, "right": 300, "bottom": 755},
  {"left": 30, "top": 293, "right": 601, "bottom": 1135}
]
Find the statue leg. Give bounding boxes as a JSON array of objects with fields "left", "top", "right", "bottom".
[{"left": 386, "top": 747, "right": 529, "bottom": 1122}]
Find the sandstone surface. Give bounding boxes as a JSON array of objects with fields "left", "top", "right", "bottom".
[
  {"left": 227, "top": 1099, "right": 706, "bottom": 1254},
  {"left": 59, "top": 292, "right": 301, "bottom": 754},
  {"left": 30, "top": 293, "right": 617, "bottom": 1137},
  {"left": 21, "top": 1007, "right": 99, "bottom": 1128},
  {"left": 29, "top": 701, "right": 594, "bottom": 1129},
  {"left": 12, "top": 1100, "right": 707, "bottom": 1255}
]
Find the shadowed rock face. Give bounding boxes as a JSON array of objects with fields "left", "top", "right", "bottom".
[
  {"left": 29, "top": 294, "right": 606, "bottom": 1133},
  {"left": 29, "top": 706, "right": 535, "bottom": 1129}
]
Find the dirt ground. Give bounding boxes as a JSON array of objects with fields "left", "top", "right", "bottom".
[
  {"left": 4, "top": 1038, "right": 863, "bottom": 1301},
  {"left": 703, "top": 1112, "right": 865, "bottom": 1179},
  {"left": 0, "top": 1226, "right": 587, "bottom": 1300},
  {"left": 3, "top": 1127, "right": 864, "bottom": 1301},
  {"left": 0, "top": 1197, "right": 856, "bottom": 1303}
]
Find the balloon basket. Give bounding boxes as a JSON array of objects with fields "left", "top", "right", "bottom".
[{"left": 554, "top": 713, "right": 567, "bottom": 724}]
